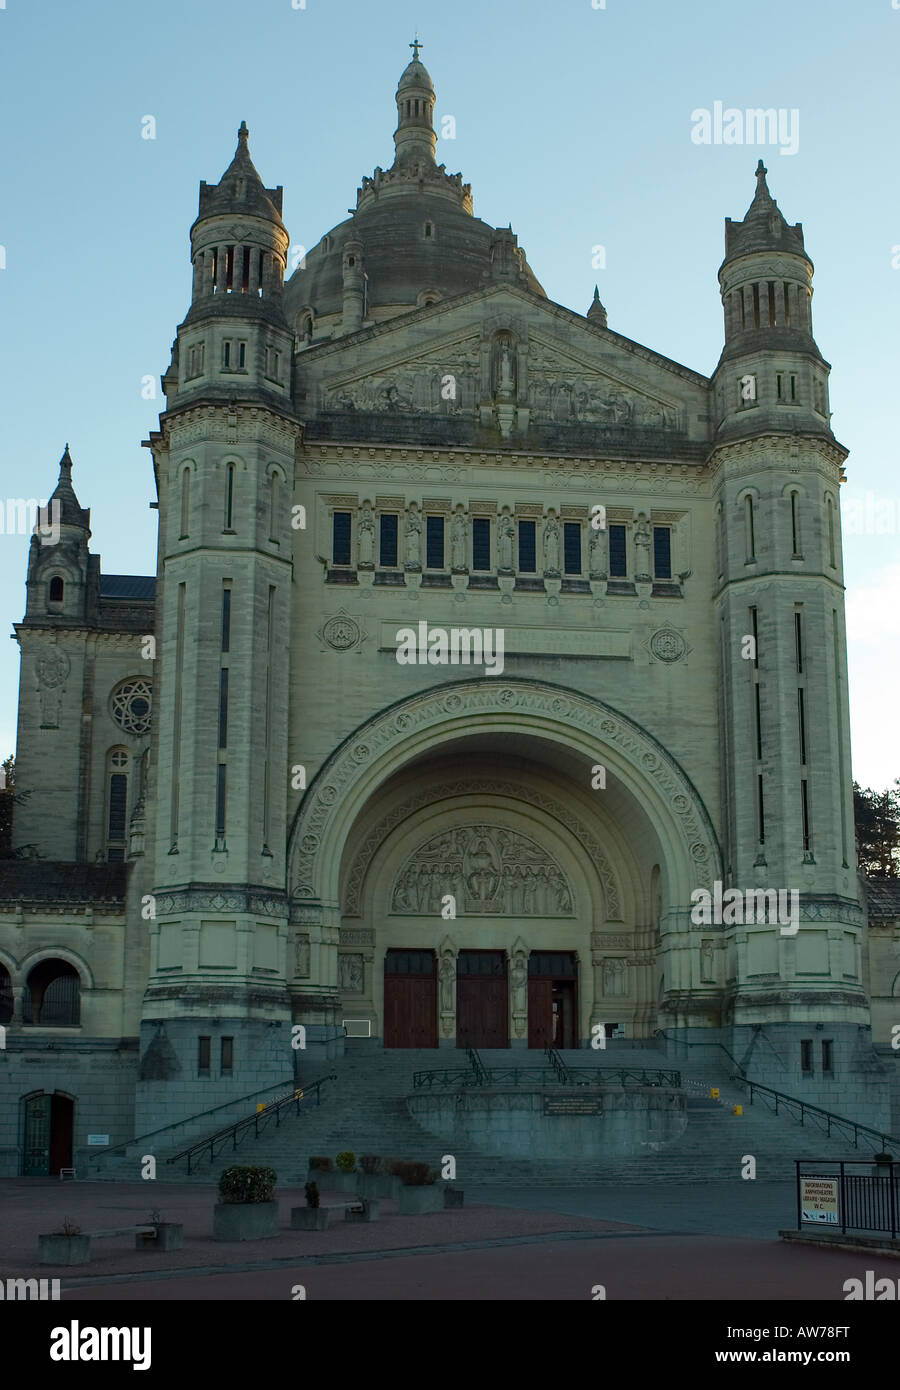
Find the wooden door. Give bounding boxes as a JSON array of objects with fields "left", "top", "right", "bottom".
[
  {"left": 456, "top": 952, "right": 508, "bottom": 1048},
  {"left": 527, "top": 978, "right": 554, "bottom": 1049},
  {"left": 49, "top": 1094, "right": 74, "bottom": 1174},
  {"left": 383, "top": 951, "right": 437, "bottom": 1048}
]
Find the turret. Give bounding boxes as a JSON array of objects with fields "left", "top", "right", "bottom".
[
  {"left": 393, "top": 39, "right": 438, "bottom": 167},
  {"left": 24, "top": 445, "right": 95, "bottom": 626}
]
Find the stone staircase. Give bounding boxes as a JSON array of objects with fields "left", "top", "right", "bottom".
[{"left": 142, "top": 1040, "right": 888, "bottom": 1187}]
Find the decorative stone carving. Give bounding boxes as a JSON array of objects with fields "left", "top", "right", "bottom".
[
  {"left": 357, "top": 505, "right": 375, "bottom": 568},
  {"left": 294, "top": 936, "right": 311, "bottom": 978},
  {"left": 497, "top": 514, "right": 515, "bottom": 572},
  {"left": 290, "top": 681, "right": 722, "bottom": 900},
  {"left": 510, "top": 941, "right": 528, "bottom": 1034},
  {"left": 602, "top": 958, "right": 628, "bottom": 996},
  {"left": 110, "top": 677, "right": 152, "bottom": 736},
  {"left": 525, "top": 339, "right": 681, "bottom": 429},
  {"left": 339, "top": 953, "right": 364, "bottom": 993},
  {"left": 439, "top": 947, "right": 456, "bottom": 1015},
  {"left": 405, "top": 505, "right": 422, "bottom": 570},
  {"left": 588, "top": 525, "right": 606, "bottom": 578},
  {"left": 391, "top": 825, "right": 573, "bottom": 916},
  {"left": 493, "top": 335, "right": 517, "bottom": 401},
  {"left": 450, "top": 510, "right": 468, "bottom": 572},
  {"left": 649, "top": 628, "right": 687, "bottom": 664},
  {"left": 36, "top": 649, "right": 71, "bottom": 727},
  {"left": 542, "top": 516, "right": 561, "bottom": 576},
  {"left": 321, "top": 612, "right": 363, "bottom": 652},
  {"left": 634, "top": 514, "right": 651, "bottom": 580}
]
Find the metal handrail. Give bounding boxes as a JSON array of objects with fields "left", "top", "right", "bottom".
[
  {"left": 652, "top": 1028, "right": 747, "bottom": 1078},
  {"left": 166, "top": 1073, "right": 336, "bottom": 1174},
  {"left": 732, "top": 1076, "right": 899, "bottom": 1154},
  {"left": 545, "top": 1046, "right": 571, "bottom": 1083},
  {"left": 466, "top": 1047, "right": 487, "bottom": 1084}
]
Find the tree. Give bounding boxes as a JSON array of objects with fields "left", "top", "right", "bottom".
[{"left": 853, "top": 780, "right": 900, "bottom": 877}]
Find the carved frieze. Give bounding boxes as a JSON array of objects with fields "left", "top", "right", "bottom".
[{"left": 391, "top": 824, "right": 574, "bottom": 916}]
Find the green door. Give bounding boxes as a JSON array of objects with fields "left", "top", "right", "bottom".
[{"left": 23, "top": 1094, "right": 51, "bottom": 1175}]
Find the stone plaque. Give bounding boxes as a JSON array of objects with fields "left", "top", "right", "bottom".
[{"left": 543, "top": 1096, "right": 603, "bottom": 1117}]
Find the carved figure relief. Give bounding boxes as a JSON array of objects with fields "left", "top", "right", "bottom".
[
  {"left": 439, "top": 949, "right": 456, "bottom": 1014},
  {"left": 498, "top": 514, "right": 515, "bottom": 572},
  {"left": 357, "top": 505, "right": 375, "bottom": 568},
  {"left": 405, "top": 505, "right": 422, "bottom": 570},
  {"left": 526, "top": 340, "right": 679, "bottom": 430},
  {"left": 542, "top": 516, "right": 561, "bottom": 576},
  {"left": 634, "top": 514, "right": 651, "bottom": 579},
  {"left": 36, "top": 649, "right": 70, "bottom": 727},
  {"left": 602, "top": 958, "right": 628, "bottom": 997},
  {"left": 339, "top": 953, "right": 364, "bottom": 993},
  {"left": 450, "top": 510, "right": 468, "bottom": 572},
  {"left": 391, "top": 825, "right": 574, "bottom": 916},
  {"left": 294, "top": 936, "right": 311, "bottom": 978},
  {"left": 493, "top": 335, "right": 517, "bottom": 400}
]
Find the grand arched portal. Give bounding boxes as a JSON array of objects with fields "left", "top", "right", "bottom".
[{"left": 287, "top": 679, "right": 723, "bottom": 1045}]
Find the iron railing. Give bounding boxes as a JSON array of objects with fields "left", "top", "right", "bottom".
[
  {"left": 166, "top": 1074, "right": 336, "bottom": 1174},
  {"left": 795, "top": 1159, "right": 900, "bottom": 1237},
  {"left": 466, "top": 1047, "right": 487, "bottom": 1085},
  {"left": 545, "top": 1047, "right": 571, "bottom": 1083},
  {"left": 734, "top": 1077, "right": 898, "bottom": 1154}
]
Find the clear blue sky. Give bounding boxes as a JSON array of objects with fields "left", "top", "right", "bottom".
[{"left": 1, "top": 0, "right": 898, "bottom": 788}]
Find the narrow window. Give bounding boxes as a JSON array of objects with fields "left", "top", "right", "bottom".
[
  {"left": 790, "top": 374, "right": 797, "bottom": 401},
  {"left": 563, "top": 522, "right": 582, "bottom": 575},
  {"left": 198, "top": 1036, "right": 211, "bottom": 1074},
  {"left": 752, "top": 282, "right": 760, "bottom": 329},
  {"left": 827, "top": 498, "right": 836, "bottom": 568},
  {"left": 225, "top": 246, "right": 234, "bottom": 292},
  {"left": 215, "top": 764, "right": 227, "bottom": 840},
  {"left": 426, "top": 515, "right": 445, "bottom": 569},
  {"left": 791, "top": 492, "right": 800, "bottom": 555},
  {"left": 424, "top": 222, "right": 433, "bottom": 239},
  {"left": 801, "top": 778, "right": 811, "bottom": 852},
  {"left": 797, "top": 688, "right": 807, "bottom": 765},
  {"left": 225, "top": 464, "right": 235, "bottom": 530},
  {"left": 347, "top": 255, "right": 355, "bottom": 268},
  {"left": 745, "top": 495, "right": 756, "bottom": 560},
  {"left": 800, "top": 1040, "right": 813, "bottom": 1075},
  {"left": 518, "top": 519, "right": 536, "bottom": 573},
  {"left": 211, "top": 248, "right": 218, "bottom": 292},
  {"left": 776, "top": 372, "right": 783, "bottom": 400},
  {"left": 223, "top": 340, "right": 231, "bottom": 369},
  {"left": 768, "top": 281, "right": 776, "bottom": 327},
  {"left": 754, "top": 685, "right": 763, "bottom": 760},
  {"left": 332, "top": 511, "right": 352, "bottom": 566},
  {"left": 379, "top": 514, "right": 398, "bottom": 568},
  {"left": 238, "top": 342, "right": 246, "bottom": 369},
  {"left": 783, "top": 282, "right": 791, "bottom": 327},
  {"left": 221, "top": 586, "right": 231, "bottom": 653},
  {"left": 821, "top": 1040, "right": 833, "bottom": 1075},
  {"left": 49, "top": 576, "right": 64, "bottom": 602},
  {"left": 107, "top": 772, "right": 128, "bottom": 859},
  {"left": 750, "top": 606, "right": 759, "bottom": 668},
  {"left": 241, "top": 246, "right": 251, "bottom": 293},
  {"left": 180, "top": 468, "right": 190, "bottom": 538},
  {"left": 218, "top": 669, "right": 229, "bottom": 749},
  {"left": 652, "top": 525, "right": 672, "bottom": 579},
  {"left": 795, "top": 612, "right": 803, "bottom": 673},
  {"left": 269, "top": 473, "right": 279, "bottom": 542},
  {"left": 472, "top": 517, "right": 490, "bottom": 571},
  {"left": 608, "top": 523, "right": 627, "bottom": 577},
  {"left": 740, "top": 289, "right": 746, "bottom": 329},
  {"left": 221, "top": 1037, "right": 234, "bottom": 1074},
  {"left": 757, "top": 773, "right": 765, "bottom": 843}
]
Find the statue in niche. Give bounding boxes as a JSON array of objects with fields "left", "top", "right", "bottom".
[
  {"left": 405, "top": 506, "right": 422, "bottom": 570},
  {"left": 510, "top": 954, "right": 528, "bottom": 1015},
  {"left": 498, "top": 514, "right": 515, "bottom": 572},
  {"left": 634, "top": 514, "right": 651, "bottom": 579},
  {"left": 542, "top": 516, "right": 561, "bottom": 576},
  {"left": 339, "top": 954, "right": 364, "bottom": 993},
  {"left": 439, "top": 952, "right": 456, "bottom": 1013},
  {"left": 466, "top": 837, "right": 500, "bottom": 904},
  {"left": 589, "top": 525, "right": 605, "bottom": 578},
  {"left": 701, "top": 940, "right": 715, "bottom": 982},
  {"left": 358, "top": 505, "right": 375, "bottom": 568},
  {"left": 295, "top": 937, "right": 311, "bottom": 978},
  {"left": 451, "top": 510, "right": 468, "bottom": 571},
  {"left": 602, "top": 959, "right": 627, "bottom": 997},
  {"left": 494, "top": 337, "right": 517, "bottom": 400}
]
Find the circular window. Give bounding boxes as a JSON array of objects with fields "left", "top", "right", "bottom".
[{"left": 111, "top": 679, "right": 153, "bottom": 735}]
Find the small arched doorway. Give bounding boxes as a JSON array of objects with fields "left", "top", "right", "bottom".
[{"left": 22, "top": 1091, "right": 74, "bottom": 1176}]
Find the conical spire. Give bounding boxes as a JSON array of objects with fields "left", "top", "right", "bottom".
[
  {"left": 724, "top": 160, "right": 806, "bottom": 262},
  {"left": 393, "top": 38, "right": 437, "bottom": 167},
  {"left": 587, "top": 285, "right": 608, "bottom": 327},
  {"left": 196, "top": 121, "right": 284, "bottom": 225},
  {"left": 48, "top": 444, "right": 90, "bottom": 529}
]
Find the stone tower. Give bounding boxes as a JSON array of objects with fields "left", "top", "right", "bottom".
[
  {"left": 138, "top": 125, "right": 300, "bottom": 1127},
  {"left": 709, "top": 162, "right": 866, "bottom": 1090}
]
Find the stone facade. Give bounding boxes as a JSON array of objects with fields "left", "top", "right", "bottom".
[{"left": 0, "top": 52, "right": 891, "bottom": 1174}]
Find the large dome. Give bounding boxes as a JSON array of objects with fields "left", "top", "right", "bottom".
[{"left": 284, "top": 49, "right": 545, "bottom": 334}]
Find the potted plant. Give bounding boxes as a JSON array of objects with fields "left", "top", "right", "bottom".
[
  {"left": 213, "top": 1165, "right": 279, "bottom": 1241},
  {"left": 305, "top": 1155, "right": 333, "bottom": 1184},
  {"left": 39, "top": 1216, "right": 91, "bottom": 1266},
  {"left": 397, "top": 1163, "right": 444, "bottom": 1215},
  {"left": 291, "top": 1181, "right": 329, "bottom": 1231},
  {"left": 357, "top": 1154, "right": 392, "bottom": 1199},
  {"left": 135, "top": 1207, "right": 184, "bottom": 1252},
  {"left": 332, "top": 1151, "right": 358, "bottom": 1193}
]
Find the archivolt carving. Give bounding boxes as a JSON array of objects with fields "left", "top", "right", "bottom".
[
  {"left": 343, "top": 779, "right": 618, "bottom": 917},
  {"left": 288, "top": 679, "right": 721, "bottom": 901},
  {"left": 391, "top": 824, "right": 574, "bottom": 916}
]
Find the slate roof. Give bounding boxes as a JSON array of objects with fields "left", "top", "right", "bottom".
[
  {"left": 865, "top": 877, "right": 900, "bottom": 923},
  {"left": 0, "top": 861, "right": 129, "bottom": 906},
  {"left": 100, "top": 575, "right": 156, "bottom": 600}
]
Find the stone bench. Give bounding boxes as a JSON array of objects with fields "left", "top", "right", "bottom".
[{"left": 38, "top": 1223, "right": 184, "bottom": 1266}]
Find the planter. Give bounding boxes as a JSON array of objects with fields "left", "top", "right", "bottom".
[
  {"left": 290, "top": 1207, "right": 329, "bottom": 1231},
  {"left": 213, "top": 1201, "right": 279, "bottom": 1242},
  {"left": 444, "top": 1187, "right": 464, "bottom": 1209},
  {"left": 39, "top": 1234, "right": 91, "bottom": 1266},
  {"left": 398, "top": 1184, "right": 444, "bottom": 1215},
  {"left": 357, "top": 1173, "right": 399, "bottom": 1200},
  {"left": 136, "top": 1222, "right": 184, "bottom": 1251},
  {"left": 306, "top": 1168, "right": 356, "bottom": 1192},
  {"left": 345, "top": 1197, "right": 380, "bottom": 1222}
]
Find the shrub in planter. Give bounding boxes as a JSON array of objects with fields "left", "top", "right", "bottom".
[
  {"left": 305, "top": 1181, "right": 320, "bottom": 1208},
  {"left": 398, "top": 1179, "right": 444, "bottom": 1215},
  {"left": 335, "top": 1151, "right": 356, "bottom": 1173},
  {"left": 401, "top": 1162, "right": 432, "bottom": 1187},
  {"left": 218, "top": 1165, "right": 277, "bottom": 1204},
  {"left": 359, "top": 1154, "right": 379, "bottom": 1175},
  {"left": 291, "top": 1182, "right": 329, "bottom": 1230},
  {"left": 214, "top": 1166, "right": 278, "bottom": 1242},
  {"left": 39, "top": 1218, "right": 91, "bottom": 1266},
  {"left": 308, "top": 1156, "right": 333, "bottom": 1173}
]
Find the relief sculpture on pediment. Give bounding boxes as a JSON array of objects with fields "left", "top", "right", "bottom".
[
  {"left": 391, "top": 824, "right": 574, "bottom": 916},
  {"left": 527, "top": 341, "right": 679, "bottom": 430}
]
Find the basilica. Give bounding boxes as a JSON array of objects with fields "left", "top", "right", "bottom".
[{"left": 2, "top": 47, "right": 898, "bottom": 1177}]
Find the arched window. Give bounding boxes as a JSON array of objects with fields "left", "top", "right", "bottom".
[
  {"left": 49, "top": 576, "right": 64, "bottom": 602},
  {"left": 826, "top": 497, "right": 836, "bottom": 568},
  {"left": 106, "top": 748, "right": 130, "bottom": 862},
  {"left": 180, "top": 467, "right": 191, "bottom": 538},
  {"left": 269, "top": 472, "right": 280, "bottom": 542},
  {"left": 744, "top": 495, "right": 756, "bottom": 562},
  {"left": 0, "top": 963, "right": 12, "bottom": 1024},
  {"left": 23, "top": 960, "right": 80, "bottom": 1026},
  {"left": 224, "top": 463, "right": 235, "bottom": 531},
  {"left": 790, "top": 491, "right": 801, "bottom": 556}
]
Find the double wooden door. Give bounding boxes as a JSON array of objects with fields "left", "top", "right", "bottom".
[
  {"left": 456, "top": 951, "right": 508, "bottom": 1048},
  {"left": 383, "top": 950, "right": 438, "bottom": 1048}
]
